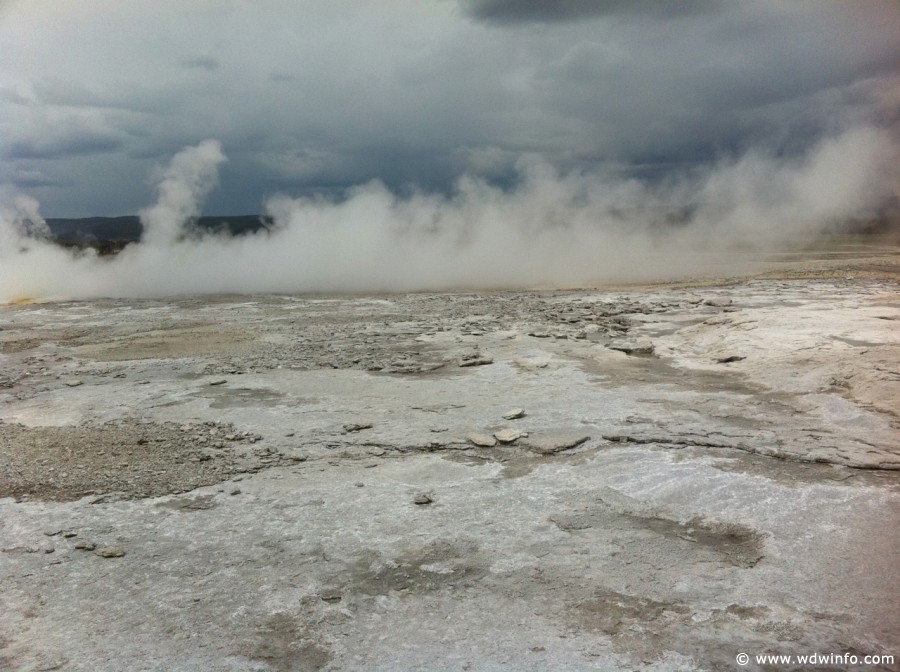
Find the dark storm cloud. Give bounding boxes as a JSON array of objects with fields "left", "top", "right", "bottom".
[
  {"left": 5, "top": 134, "right": 122, "bottom": 160},
  {"left": 460, "top": 0, "right": 723, "bottom": 24},
  {"left": 1, "top": 0, "right": 898, "bottom": 217}
]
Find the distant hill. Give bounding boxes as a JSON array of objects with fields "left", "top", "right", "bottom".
[
  {"left": 46, "top": 216, "right": 143, "bottom": 242},
  {"left": 45, "top": 215, "right": 273, "bottom": 243}
]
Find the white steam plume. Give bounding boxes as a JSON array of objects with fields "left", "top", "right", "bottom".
[
  {"left": 0, "top": 190, "right": 50, "bottom": 255},
  {"left": 138, "top": 139, "right": 226, "bottom": 246},
  {"left": 0, "top": 126, "right": 897, "bottom": 302}
]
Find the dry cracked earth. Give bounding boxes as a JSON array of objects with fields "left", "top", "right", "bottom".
[{"left": 1, "top": 244, "right": 900, "bottom": 671}]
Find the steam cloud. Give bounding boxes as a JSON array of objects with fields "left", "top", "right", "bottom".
[{"left": 1, "top": 127, "right": 898, "bottom": 302}]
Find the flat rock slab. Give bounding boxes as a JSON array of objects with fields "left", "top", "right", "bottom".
[
  {"left": 459, "top": 356, "right": 493, "bottom": 367},
  {"left": 494, "top": 428, "right": 528, "bottom": 444},
  {"left": 466, "top": 432, "right": 498, "bottom": 447},
  {"left": 95, "top": 547, "right": 126, "bottom": 558},
  {"left": 606, "top": 338, "right": 654, "bottom": 355}
]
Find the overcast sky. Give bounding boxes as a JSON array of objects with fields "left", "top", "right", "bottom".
[{"left": 1, "top": 0, "right": 898, "bottom": 217}]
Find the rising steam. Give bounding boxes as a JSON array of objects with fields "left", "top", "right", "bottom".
[
  {"left": 138, "top": 139, "right": 226, "bottom": 246},
  {"left": 1, "top": 126, "right": 898, "bottom": 302}
]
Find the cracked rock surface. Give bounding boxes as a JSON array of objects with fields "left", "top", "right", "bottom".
[{"left": 1, "top": 254, "right": 899, "bottom": 671}]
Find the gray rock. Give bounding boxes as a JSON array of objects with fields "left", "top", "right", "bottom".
[
  {"left": 494, "top": 428, "right": 527, "bottom": 444},
  {"left": 342, "top": 422, "right": 374, "bottom": 433},
  {"left": 502, "top": 408, "right": 526, "bottom": 420},
  {"left": 459, "top": 356, "right": 493, "bottom": 367},
  {"left": 466, "top": 432, "right": 498, "bottom": 447},
  {"left": 74, "top": 541, "right": 97, "bottom": 551},
  {"left": 95, "top": 547, "right": 126, "bottom": 558},
  {"left": 65, "top": 380, "right": 83, "bottom": 387},
  {"left": 413, "top": 493, "right": 433, "bottom": 505},
  {"left": 606, "top": 338, "right": 654, "bottom": 356},
  {"left": 704, "top": 297, "right": 733, "bottom": 307}
]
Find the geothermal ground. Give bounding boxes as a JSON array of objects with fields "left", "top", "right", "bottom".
[{"left": 1, "top": 244, "right": 900, "bottom": 672}]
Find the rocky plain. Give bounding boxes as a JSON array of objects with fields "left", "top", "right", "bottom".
[{"left": 1, "top": 242, "right": 899, "bottom": 671}]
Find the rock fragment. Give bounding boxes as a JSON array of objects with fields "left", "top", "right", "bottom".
[
  {"left": 74, "top": 541, "right": 96, "bottom": 551},
  {"left": 704, "top": 297, "right": 733, "bottom": 307},
  {"left": 494, "top": 428, "right": 527, "bottom": 444},
  {"left": 413, "top": 493, "right": 433, "bottom": 505},
  {"left": 606, "top": 338, "right": 654, "bottom": 356},
  {"left": 716, "top": 355, "right": 746, "bottom": 363},
  {"left": 466, "top": 432, "right": 498, "bottom": 447},
  {"left": 459, "top": 355, "right": 493, "bottom": 367},
  {"left": 342, "top": 422, "right": 374, "bottom": 433},
  {"left": 65, "top": 380, "right": 83, "bottom": 387},
  {"left": 502, "top": 408, "right": 526, "bottom": 420},
  {"left": 95, "top": 547, "right": 126, "bottom": 558}
]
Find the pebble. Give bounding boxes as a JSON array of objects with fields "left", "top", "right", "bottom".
[
  {"left": 209, "top": 379, "right": 227, "bottom": 386},
  {"left": 65, "top": 380, "right": 83, "bottom": 387},
  {"left": 502, "top": 408, "right": 526, "bottom": 420},
  {"left": 413, "top": 493, "right": 433, "bottom": 505},
  {"left": 230, "top": 488, "right": 241, "bottom": 495},
  {"left": 74, "top": 541, "right": 97, "bottom": 551},
  {"left": 342, "top": 422, "right": 374, "bottom": 433},
  {"left": 95, "top": 547, "right": 126, "bottom": 558}
]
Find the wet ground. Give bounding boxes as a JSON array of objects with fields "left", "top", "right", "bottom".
[{"left": 1, "top": 247, "right": 899, "bottom": 671}]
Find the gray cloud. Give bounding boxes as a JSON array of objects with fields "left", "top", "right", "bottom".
[
  {"left": 177, "top": 56, "right": 220, "bottom": 71},
  {"left": 5, "top": 133, "right": 122, "bottom": 160},
  {"left": 460, "top": 0, "right": 723, "bottom": 24},
  {"left": 0, "top": 0, "right": 897, "bottom": 218}
]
